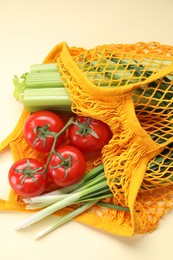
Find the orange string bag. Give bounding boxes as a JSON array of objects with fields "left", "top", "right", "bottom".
[{"left": 0, "top": 41, "right": 173, "bottom": 236}]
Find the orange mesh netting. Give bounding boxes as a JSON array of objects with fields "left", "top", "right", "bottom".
[{"left": 0, "top": 41, "right": 173, "bottom": 236}]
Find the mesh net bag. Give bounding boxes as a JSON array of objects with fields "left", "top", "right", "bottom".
[{"left": 0, "top": 41, "right": 173, "bottom": 236}]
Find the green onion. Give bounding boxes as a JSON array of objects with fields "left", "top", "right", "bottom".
[
  {"left": 15, "top": 192, "right": 81, "bottom": 230},
  {"left": 15, "top": 160, "right": 120, "bottom": 239},
  {"left": 23, "top": 164, "right": 105, "bottom": 210},
  {"left": 35, "top": 200, "right": 99, "bottom": 240},
  {"left": 15, "top": 177, "right": 113, "bottom": 230},
  {"left": 97, "top": 201, "right": 130, "bottom": 212}
]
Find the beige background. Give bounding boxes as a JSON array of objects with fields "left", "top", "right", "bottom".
[{"left": 0, "top": 0, "right": 173, "bottom": 259}]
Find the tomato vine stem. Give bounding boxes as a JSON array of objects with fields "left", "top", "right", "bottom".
[
  {"left": 72, "top": 117, "right": 99, "bottom": 138},
  {"left": 43, "top": 117, "right": 74, "bottom": 175}
]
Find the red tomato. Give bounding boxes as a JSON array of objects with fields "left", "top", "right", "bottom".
[
  {"left": 23, "top": 110, "right": 65, "bottom": 153},
  {"left": 47, "top": 145, "right": 86, "bottom": 187},
  {"left": 68, "top": 116, "right": 112, "bottom": 153},
  {"left": 8, "top": 158, "right": 47, "bottom": 198}
]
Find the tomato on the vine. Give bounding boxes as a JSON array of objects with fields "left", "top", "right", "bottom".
[
  {"left": 47, "top": 145, "right": 86, "bottom": 187},
  {"left": 23, "top": 110, "right": 65, "bottom": 153},
  {"left": 68, "top": 116, "right": 112, "bottom": 153},
  {"left": 8, "top": 158, "right": 47, "bottom": 198}
]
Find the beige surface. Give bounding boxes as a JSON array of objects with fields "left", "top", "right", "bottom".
[{"left": 0, "top": 0, "right": 173, "bottom": 259}]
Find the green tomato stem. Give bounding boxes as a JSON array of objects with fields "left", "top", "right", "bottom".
[
  {"left": 43, "top": 116, "right": 74, "bottom": 174},
  {"left": 73, "top": 117, "right": 99, "bottom": 138}
]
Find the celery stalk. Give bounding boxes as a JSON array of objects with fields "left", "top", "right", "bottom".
[
  {"left": 22, "top": 87, "right": 71, "bottom": 112},
  {"left": 30, "top": 63, "right": 58, "bottom": 73},
  {"left": 13, "top": 57, "right": 173, "bottom": 113}
]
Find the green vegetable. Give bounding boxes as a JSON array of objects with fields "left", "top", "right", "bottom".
[
  {"left": 35, "top": 200, "right": 99, "bottom": 240},
  {"left": 13, "top": 67, "right": 71, "bottom": 112},
  {"left": 15, "top": 164, "right": 115, "bottom": 239},
  {"left": 13, "top": 57, "right": 173, "bottom": 112}
]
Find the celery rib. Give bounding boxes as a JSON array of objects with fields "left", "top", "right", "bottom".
[
  {"left": 13, "top": 58, "right": 173, "bottom": 112},
  {"left": 30, "top": 63, "right": 58, "bottom": 73}
]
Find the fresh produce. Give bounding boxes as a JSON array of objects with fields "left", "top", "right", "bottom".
[
  {"left": 8, "top": 158, "right": 47, "bottom": 198},
  {"left": 10, "top": 112, "right": 113, "bottom": 200},
  {"left": 13, "top": 64, "right": 71, "bottom": 112},
  {"left": 68, "top": 116, "right": 112, "bottom": 153},
  {"left": 47, "top": 145, "right": 86, "bottom": 187},
  {"left": 13, "top": 59, "right": 173, "bottom": 112},
  {"left": 11, "top": 53, "right": 173, "bottom": 238},
  {"left": 10, "top": 111, "right": 119, "bottom": 239},
  {"left": 23, "top": 110, "right": 65, "bottom": 153},
  {"left": 15, "top": 163, "right": 124, "bottom": 240},
  {"left": 15, "top": 160, "right": 130, "bottom": 239},
  {"left": 11, "top": 101, "right": 173, "bottom": 239}
]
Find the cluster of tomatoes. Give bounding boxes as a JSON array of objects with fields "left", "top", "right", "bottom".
[{"left": 8, "top": 110, "right": 112, "bottom": 198}]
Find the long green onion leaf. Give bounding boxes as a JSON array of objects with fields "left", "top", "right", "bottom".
[
  {"left": 23, "top": 164, "right": 104, "bottom": 204},
  {"left": 36, "top": 199, "right": 99, "bottom": 240},
  {"left": 15, "top": 181, "right": 111, "bottom": 230}
]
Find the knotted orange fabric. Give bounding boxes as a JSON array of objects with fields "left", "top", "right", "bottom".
[{"left": 0, "top": 41, "right": 173, "bottom": 236}]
